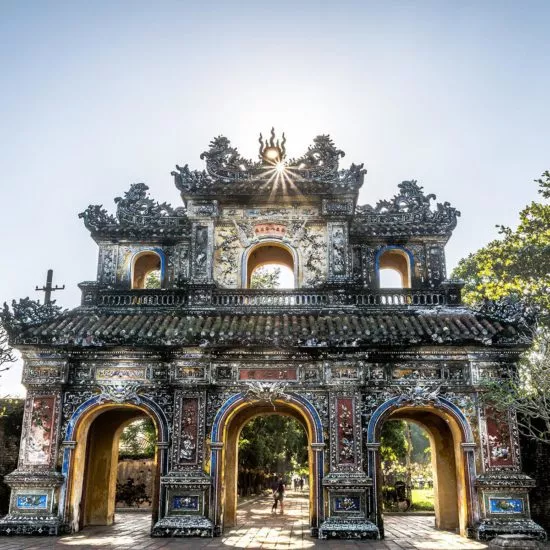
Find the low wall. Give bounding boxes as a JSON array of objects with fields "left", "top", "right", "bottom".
[{"left": 116, "top": 457, "right": 155, "bottom": 508}]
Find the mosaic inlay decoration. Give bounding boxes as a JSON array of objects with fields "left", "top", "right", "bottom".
[
  {"left": 179, "top": 397, "right": 199, "bottom": 464},
  {"left": 95, "top": 366, "right": 147, "bottom": 380},
  {"left": 239, "top": 368, "right": 297, "bottom": 381},
  {"left": 334, "top": 496, "right": 360, "bottom": 512},
  {"left": 16, "top": 494, "right": 48, "bottom": 509},
  {"left": 25, "top": 396, "right": 55, "bottom": 465},
  {"left": 172, "top": 495, "right": 199, "bottom": 511},
  {"left": 489, "top": 497, "right": 524, "bottom": 514},
  {"left": 485, "top": 407, "right": 514, "bottom": 467},
  {"left": 336, "top": 397, "right": 355, "bottom": 465}
]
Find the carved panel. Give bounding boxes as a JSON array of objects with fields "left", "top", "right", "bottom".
[
  {"left": 20, "top": 394, "right": 60, "bottom": 469},
  {"left": 328, "top": 223, "right": 348, "bottom": 279},
  {"left": 482, "top": 406, "right": 516, "bottom": 470},
  {"left": 238, "top": 368, "right": 297, "bottom": 381},
  {"left": 330, "top": 393, "right": 362, "bottom": 470},
  {"left": 172, "top": 391, "right": 205, "bottom": 468},
  {"left": 192, "top": 224, "right": 212, "bottom": 281}
]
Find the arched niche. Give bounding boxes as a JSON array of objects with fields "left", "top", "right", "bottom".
[
  {"left": 242, "top": 241, "right": 297, "bottom": 288},
  {"left": 377, "top": 247, "right": 413, "bottom": 289},
  {"left": 131, "top": 250, "right": 163, "bottom": 289}
]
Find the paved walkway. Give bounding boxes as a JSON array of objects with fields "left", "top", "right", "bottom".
[{"left": 0, "top": 491, "right": 490, "bottom": 549}]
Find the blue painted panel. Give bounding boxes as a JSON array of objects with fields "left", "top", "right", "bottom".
[
  {"left": 17, "top": 494, "right": 47, "bottom": 509},
  {"left": 489, "top": 498, "right": 524, "bottom": 514},
  {"left": 334, "top": 496, "right": 360, "bottom": 512},
  {"left": 173, "top": 495, "right": 199, "bottom": 511}
]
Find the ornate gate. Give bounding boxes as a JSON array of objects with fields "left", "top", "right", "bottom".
[{"left": 0, "top": 131, "right": 545, "bottom": 540}]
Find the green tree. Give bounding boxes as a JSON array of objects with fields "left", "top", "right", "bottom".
[
  {"left": 0, "top": 323, "right": 16, "bottom": 376},
  {"left": 144, "top": 270, "right": 161, "bottom": 289},
  {"left": 239, "top": 415, "right": 308, "bottom": 473},
  {"left": 453, "top": 171, "right": 549, "bottom": 321},
  {"left": 452, "top": 171, "right": 550, "bottom": 443},
  {"left": 249, "top": 265, "right": 281, "bottom": 289},
  {"left": 118, "top": 418, "right": 156, "bottom": 458}
]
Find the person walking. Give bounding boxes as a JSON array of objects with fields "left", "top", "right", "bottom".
[
  {"left": 271, "top": 476, "right": 279, "bottom": 512},
  {"left": 274, "top": 477, "right": 286, "bottom": 514}
]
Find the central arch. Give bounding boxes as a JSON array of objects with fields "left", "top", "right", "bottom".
[{"left": 209, "top": 392, "right": 324, "bottom": 535}]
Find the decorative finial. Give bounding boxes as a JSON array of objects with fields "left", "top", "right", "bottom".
[{"left": 259, "top": 127, "right": 286, "bottom": 164}]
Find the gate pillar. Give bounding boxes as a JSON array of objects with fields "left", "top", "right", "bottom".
[
  {"left": 0, "top": 389, "right": 64, "bottom": 535},
  {"left": 318, "top": 392, "right": 379, "bottom": 540}
]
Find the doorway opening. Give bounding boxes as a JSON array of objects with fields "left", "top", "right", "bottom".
[
  {"left": 66, "top": 404, "right": 161, "bottom": 533},
  {"left": 245, "top": 243, "right": 296, "bottom": 289},
  {"left": 375, "top": 406, "right": 469, "bottom": 537},
  {"left": 380, "top": 420, "right": 434, "bottom": 514},
  {"left": 214, "top": 398, "right": 322, "bottom": 533},
  {"left": 238, "top": 415, "right": 308, "bottom": 500}
]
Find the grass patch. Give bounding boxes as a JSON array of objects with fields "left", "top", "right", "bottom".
[{"left": 410, "top": 488, "right": 434, "bottom": 511}]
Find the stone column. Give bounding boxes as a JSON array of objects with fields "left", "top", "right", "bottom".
[
  {"left": 0, "top": 388, "right": 64, "bottom": 535},
  {"left": 366, "top": 442, "right": 381, "bottom": 526},
  {"left": 473, "top": 405, "right": 546, "bottom": 541},
  {"left": 152, "top": 390, "right": 213, "bottom": 537},
  {"left": 318, "top": 392, "right": 379, "bottom": 540}
]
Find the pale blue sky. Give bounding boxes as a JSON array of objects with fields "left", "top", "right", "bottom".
[{"left": 1, "top": 1, "right": 549, "bottom": 394}]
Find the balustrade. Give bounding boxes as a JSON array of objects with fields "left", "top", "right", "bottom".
[{"left": 91, "top": 287, "right": 450, "bottom": 309}]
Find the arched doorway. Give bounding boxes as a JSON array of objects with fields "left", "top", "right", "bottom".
[
  {"left": 367, "top": 397, "right": 477, "bottom": 538},
  {"left": 243, "top": 242, "right": 296, "bottom": 288},
  {"left": 62, "top": 400, "right": 167, "bottom": 533},
  {"left": 210, "top": 393, "right": 324, "bottom": 535}
]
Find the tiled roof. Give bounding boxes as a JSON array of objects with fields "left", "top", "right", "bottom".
[{"left": 16, "top": 309, "right": 523, "bottom": 348}]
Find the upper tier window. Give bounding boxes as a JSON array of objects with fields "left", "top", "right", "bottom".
[
  {"left": 378, "top": 248, "right": 411, "bottom": 289},
  {"left": 132, "top": 251, "right": 162, "bottom": 289},
  {"left": 246, "top": 243, "right": 295, "bottom": 289}
]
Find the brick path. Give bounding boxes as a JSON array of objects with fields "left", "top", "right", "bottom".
[{"left": 0, "top": 491, "right": 491, "bottom": 549}]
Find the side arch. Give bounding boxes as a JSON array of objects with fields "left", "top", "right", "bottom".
[
  {"left": 365, "top": 396, "right": 478, "bottom": 537},
  {"left": 59, "top": 394, "right": 169, "bottom": 532},
  {"left": 209, "top": 392, "right": 324, "bottom": 535}
]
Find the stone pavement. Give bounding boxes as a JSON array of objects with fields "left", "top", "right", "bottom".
[{"left": 0, "top": 491, "right": 491, "bottom": 549}]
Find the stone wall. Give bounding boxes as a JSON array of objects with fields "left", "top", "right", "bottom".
[
  {"left": 0, "top": 399, "right": 24, "bottom": 515},
  {"left": 520, "top": 433, "right": 550, "bottom": 531},
  {"left": 116, "top": 458, "right": 155, "bottom": 508}
]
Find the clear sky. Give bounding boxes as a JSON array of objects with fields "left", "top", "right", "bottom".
[{"left": 1, "top": 1, "right": 549, "bottom": 395}]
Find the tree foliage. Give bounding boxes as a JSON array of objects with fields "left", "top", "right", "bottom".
[
  {"left": 239, "top": 415, "right": 308, "bottom": 473},
  {"left": 452, "top": 171, "right": 550, "bottom": 443},
  {"left": 144, "top": 270, "right": 161, "bottom": 289},
  {"left": 249, "top": 265, "right": 281, "bottom": 289},
  {"left": 0, "top": 323, "right": 16, "bottom": 376},
  {"left": 453, "top": 171, "right": 550, "bottom": 323},
  {"left": 118, "top": 418, "right": 156, "bottom": 458}
]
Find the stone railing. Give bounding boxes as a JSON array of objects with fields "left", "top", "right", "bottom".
[{"left": 80, "top": 282, "right": 461, "bottom": 310}]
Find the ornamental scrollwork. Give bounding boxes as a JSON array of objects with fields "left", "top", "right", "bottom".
[
  {"left": 173, "top": 132, "right": 365, "bottom": 195},
  {"left": 243, "top": 381, "right": 289, "bottom": 405},
  {"left": 79, "top": 183, "right": 189, "bottom": 238},
  {"left": 354, "top": 180, "right": 460, "bottom": 236},
  {"left": 476, "top": 295, "right": 539, "bottom": 329},
  {"left": 1, "top": 298, "right": 65, "bottom": 339}
]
